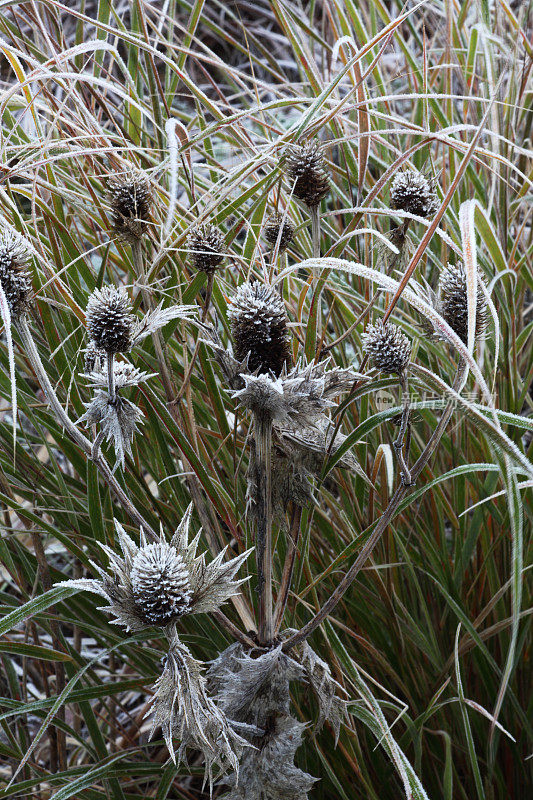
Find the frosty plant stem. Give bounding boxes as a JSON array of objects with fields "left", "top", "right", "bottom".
[
  {"left": 254, "top": 413, "right": 274, "bottom": 644},
  {"left": 394, "top": 371, "right": 412, "bottom": 485},
  {"left": 107, "top": 353, "right": 116, "bottom": 403}
]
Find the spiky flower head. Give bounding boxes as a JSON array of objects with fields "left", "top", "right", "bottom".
[
  {"left": 108, "top": 170, "right": 152, "bottom": 242},
  {"left": 362, "top": 320, "right": 411, "bottom": 374},
  {"left": 438, "top": 261, "right": 487, "bottom": 344},
  {"left": 0, "top": 231, "right": 32, "bottom": 319},
  {"left": 390, "top": 170, "right": 438, "bottom": 218},
  {"left": 130, "top": 543, "right": 191, "bottom": 625},
  {"left": 187, "top": 223, "right": 226, "bottom": 274},
  {"left": 56, "top": 506, "right": 252, "bottom": 632},
  {"left": 284, "top": 142, "right": 330, "bottom": 208},
  {"left": 86, "top": 287, "right": 134, "bottom": 354},
  {"left": 264, "top": 212, "right": 295, "bottom": 252},
  {"left": 228, "top": 281, "right": 291, "bottom": 377}
]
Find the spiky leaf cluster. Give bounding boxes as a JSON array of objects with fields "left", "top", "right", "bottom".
[
  {"left": 57, "top": 506, "right": 252, "bottom": 631},
  {"left": 438, "top": 261, "right": 487, "bottom": 344},
  {"left": 0, "top": 231, "right": 32, "bottom": 319},
  {"left": 148, "top": 629, "right": 252, "bottom": 786},
  {"left": 86, "top": 287, "right": 134, "bottom": 354},
  {"left": 108, "top": 171, "right": 152, "bottom": 242},
  {"left": 390, "top": 170, "right": 438, "bottom": 218},
  {"left": 284, "top": 142, "right": 330, "bottom": 207},
  {"left": 228, "top": 281, "right": 291, "bottom": 377},
  {"left": 78, "top": 390, "right": 144, "bottom": 467},
  {"left": 264, "top": 212, "right": 295, "bottom": 252},
  {"left": 187, "top": 223, "right": 226, "bottom": 273},
  {"left": 362, "top": 321, "right": 411, "bottom": 374}
]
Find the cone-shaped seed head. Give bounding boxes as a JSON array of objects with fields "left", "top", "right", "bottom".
[
  {"left": 86, "top": 287, "right": 134, "bottom": 354},
  {"left": 0, "top": 231, "right": 32, "bottom": 318},
  {"left": 130, "top": 542, "right": 191, "bottom": 625},
  {"left": 439, "top": 262, "right": 487, "bottom": 344},
  {"left": 362, "top": 320, "right": 411, "bottom": 374},
  {"left": 187, "top": 224, "right": 226, "bottom": 274},
  {"left": 284, "top": 142, "right": 330, "bottom": 207},
  {"left": 264, "top": 212, "right": 295, "bottom": 252},
  {"left": 228, "top": 281, "right": 291, "bottom": 377},
  {"left": 108, "top": 171, "right": 152, "bottom": 242},
  {"left": 84, "top": 341, "right": 106, "bottom": 372},
  {"left": 390, "top": 170, "right": 438, "bottom": 218}
]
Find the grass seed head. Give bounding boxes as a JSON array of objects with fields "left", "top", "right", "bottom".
[
  {"left": 108, "top": 171, "right": 152, "bottom": 242},
  {"left": 362, "top": 320, "right": 411, "bottom": 374},
  {"left": 187, "top": 223, "right": 226, "bottom": 273},
  {"left": 264, "top": 212, "right": 295, "bottom": 251},
  {"left": 438, "top": 261, "right": 487, "bottom": 344},
  {"left": 390, "top": 170, "right": 438, "bottom": 218}
]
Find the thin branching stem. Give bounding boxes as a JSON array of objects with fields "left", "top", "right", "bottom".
[{"left": 273, "top": 503, "right": 302, "bottom": 633}]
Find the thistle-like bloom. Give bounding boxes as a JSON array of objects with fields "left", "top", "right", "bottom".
[
  {"left": 57, "top": 506, "right": 252, "bottom": 632},
  {"left": 148, "top": 628, "right": 252, "bottom": 785},
  {"left": 86, "top": 286, "right": 196, "bottom": 354},
  {"left": 187, "top": 223, "right": 226, "bottom": 274},
  {"left": 83, "top": 341, "right": 106, "bottom": 373},
  {"left": 108, "top": 170, "right": 152, "bottom": 242},
  {"left": 231, "top": 359, "right": 359, "bottom": 427},
  {"left": 437, "top": 261, "right": 487, "bottom": 344},
  {"left": 228, "top": 282, "right": 291, "bottom": 377},
  {"left": 362, "top": 321, "right": 411, "bottom": 374},
  {"left": 86, "top": 287, "right": 134, "bottom": 354},
  {"left": 390, "top": 170, "right": 438, "bottom": 218},
  {"left": 264, "top": 212, "right": 295, "bottom": 252},
  {"left": 0, "top": 231, "right": 32, "bottom": 320},
  {"left": 284, "top": 142, "right": 330, "bottom": 208}
]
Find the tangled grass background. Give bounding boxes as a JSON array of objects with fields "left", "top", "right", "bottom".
[{"left": 0, "top": 1, "right": 531, "bottom": 798}]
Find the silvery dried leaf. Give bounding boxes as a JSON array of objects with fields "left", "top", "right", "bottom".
[
  {"left": 78, "top": 391, "right": 143, "bottom": 468},
  {"left": 276, "top": 423, "right": 369, "bottom": 482},
  {"left": 200, "top": 326, "right": 249, "bottom": 389},
  {"left": 220, "top": 715, "right": 317, "bottom": 800},
  {"left": 148, "top": 627, "right": 252, "bottom": 789},
  {"left": 299, "top": 641, "right": 349, "bottom": 743},
  {"left": 131, "top": 302, "right": 197, "bottom": 347}
]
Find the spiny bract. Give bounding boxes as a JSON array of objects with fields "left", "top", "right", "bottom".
[
  {"left": 362, "top": 320, "right": 411, "bottom": 374},
  {"left": 228, "top": 281, "right": 291, "bottom": 377},
  {"left": 284, "top": 142, "right": 330, "bottom": 208}
]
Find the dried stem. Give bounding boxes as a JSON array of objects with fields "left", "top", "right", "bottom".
[
  {"left": 106, "top": 352, "right": 115, "bottom": 403},
  {"left": 393, "top": 371, "right": 412, "bottom": 485},
  {"left": 283, "top": 359, "right": 469, "bottom": 651},
  {"left": 310, "top": 204, "right": 321, "bottom": 259},
  {"left": 254, "top": 413, "right": 273, "bottom": 644},
  {"left": 273, "top": 504, "right": 302, "bottom": 633}
]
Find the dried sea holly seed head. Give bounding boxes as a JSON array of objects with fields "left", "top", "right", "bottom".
[
  {"left": 284, "top": 142, "right": 330, "bottom": 208},
  {"left": 362, "top": 320, "right": 411, "bottom": 374},
  {"left": 108, "top": 171, "right": 152, "bottom": 242},
  {"left": 0, "top": 231, "right": 32, "bottom": 318},
  {"left": 130, "top": 542, "right": 192, "bottom": 625},
  {"left": 264, "top": 212, "right": 295, "bottom": 252},
  {"left": 438, "top": 261, "right": 487, "bottom": 344},
  {"left": 228, "top": 281, "right": 291, "bottom": 377},
  {"left": 83, "top": 341, "right": 106, "bottom": 373},
  {"left": 86, "top": 287, "right": 134, "bottom": 354},
  {"left": 187, "top": 223, "right": 226, "bottom": 274},
  {"left": 390, "top": 170, "right": 438, "bottom": 218}
]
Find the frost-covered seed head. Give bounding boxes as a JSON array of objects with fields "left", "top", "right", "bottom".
[
  {"left": 187, "top": 223, "right": 226, "bottom": 274},
  {"left": 0, "top": 231, "right": 32, "bottom": 318},
  {"left": 130, "top": 543, "right": 191, "bottom": 625},
  {"left": 264, "top": 212, "right": 295, "bottom": 252},
  {"left": 284, "top": 142, "right": 330, "bottom": 208},
  {"left": 108, "top": 171, "right": 152, "bottom": 242},
  {"left": 362, "top": 321, "right": 411, "bottom": 374},
  {"left": 84, "top": 341, "right": 106, "bottom": 373},
  {"left": 390, "top": 170, "right": 438, "bottom": 218},
  {"left": 86, "top": 287, "right": 134, "bottom": 354},
  {"left": 438, "top": 262, "right": 487, "bottom": 344},
  {"left": 228, "top": 281, "right": 290, "bottom": 377}
]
